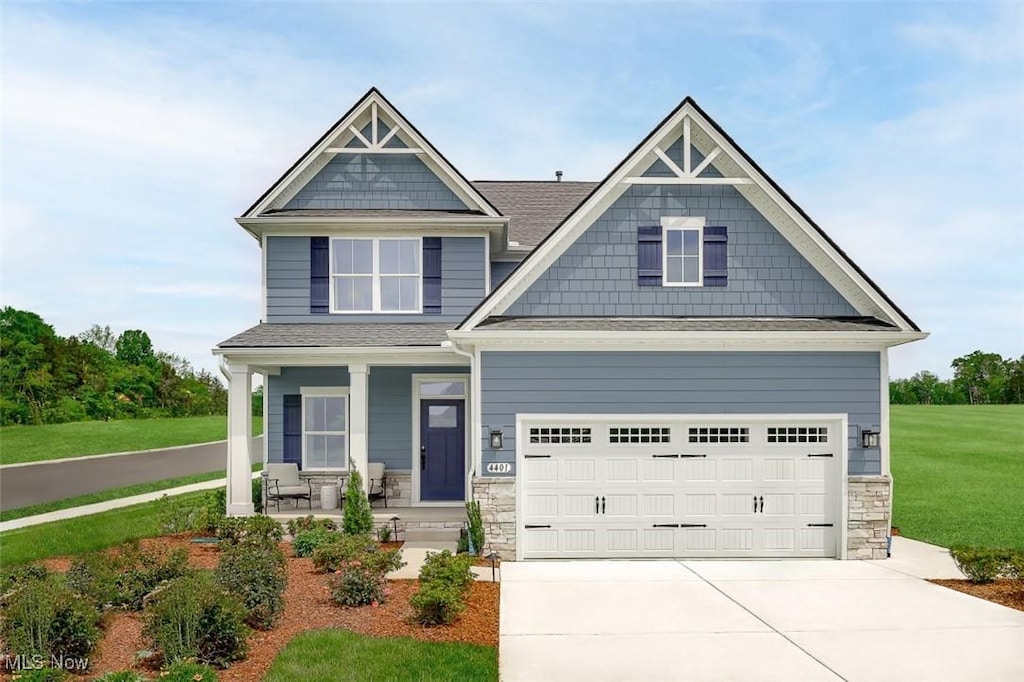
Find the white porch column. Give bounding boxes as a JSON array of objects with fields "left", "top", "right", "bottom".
[
  {"left": 349, "top": 363, "right": 370, "bottom": 494},
  {"left": 226, "top": 362, "right": 254, "bottom": 516}
]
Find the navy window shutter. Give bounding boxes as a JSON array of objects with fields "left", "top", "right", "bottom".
[
  {"left": 637, "top": 225, "right": 662, "bottom": 286},
  {"left": 283, "top": 394, "right": 302, "bottom": 468},
  {"left": 703, "top": 226, "right": 728, "bottom": 287},
  {"left": 310, "top": 237, "right": 329, "bottom": 313},
  {"left": 423, "top": 237, "right": 442, "bottom": 314}
]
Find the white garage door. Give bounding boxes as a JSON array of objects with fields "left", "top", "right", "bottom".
[{"left": 519, "top": 417, "right": 843, "bottom": 559}]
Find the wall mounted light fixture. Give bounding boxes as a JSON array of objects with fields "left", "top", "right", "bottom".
[
  {"left": 861, "top": 429, "right": 880, "bottom": 449},
  {"left": 489, "top": 429, "right": 504, "bottom": 450}
]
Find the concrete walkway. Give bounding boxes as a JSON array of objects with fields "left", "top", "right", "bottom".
[
  {"left": 0, "top": 437, "right": 261, "bottom": 511},
  {"left": 501, "top": 559, "right": 1024, "bottom": 682},
  {"left": 881, "top": 536, "right": 966, "bottom": 579},
  {"left": 388, "top": 539, "right": 499, "bottom": 582}
]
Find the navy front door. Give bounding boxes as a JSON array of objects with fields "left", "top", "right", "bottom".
[{"left": 420, "top": 399, "right": 466, "bottom": 501}]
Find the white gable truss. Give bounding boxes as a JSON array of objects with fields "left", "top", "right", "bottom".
[
  {"left": 242, "top": 88, "right": 501, "bottom": 219},
  {"left": 459, "top": 97, "right": 920, "bottom": 333}
]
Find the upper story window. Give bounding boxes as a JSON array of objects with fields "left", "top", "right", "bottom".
[
  {"left": 661, "top": 217, "right": 703, "bottom": 286},
  {"left": 331, "top": 237, "right": 421, "bottom": 313}
]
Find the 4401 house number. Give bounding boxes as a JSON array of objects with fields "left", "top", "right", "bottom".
[{"left": 486, "top": 462, "right": 512, "bottom": 474}]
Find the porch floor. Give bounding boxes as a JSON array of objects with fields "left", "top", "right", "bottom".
[{"left": 268, "top": 505, "right": 466, "bottom": 525}]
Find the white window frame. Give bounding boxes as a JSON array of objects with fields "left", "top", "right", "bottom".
[
  {"left": 329, "top": 236, "right": 423, "bottom": 314},
  {"left": 300, "top": 386, "right": 350, "bottom": 471},
  {"left": 661, "top": 216, "right": 704, "bottom": 287}
]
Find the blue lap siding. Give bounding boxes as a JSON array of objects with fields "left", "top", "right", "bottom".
[
  {"left": 267, "top": 365, "right": 468, "bottom": 471},
  {"left": 479, "top": 351, "right": 881, "bottom": 477},
  {"left": 264, "top": 235, "right": 486, "bottom": 323}
]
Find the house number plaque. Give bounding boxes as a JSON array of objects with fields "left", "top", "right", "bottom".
[{"left": 486, "top": 462, "right": 512, "bottom": 474}]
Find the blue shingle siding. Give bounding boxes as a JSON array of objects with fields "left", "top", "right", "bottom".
[
  {"left": 268, "top": 365, "right": 468, "bottom": 470},
  {"left": 283, "top": 153, "right": 468, "bottom": 210},
  {"left": 265, "top": 236, "right": 486, "bottom": 323},
  {"left": 490, "top": 261, "right": 519, "bottom": 290},
  {"left": 479, "top": 351, "right": 881, "bottom": 477},
  {"left": 505, "top": 139, "right": 857, "bottom": 317}
]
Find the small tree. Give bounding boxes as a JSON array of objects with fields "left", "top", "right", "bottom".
[{"left": 342, "top": 467, "right": 374, "bottom": 536}]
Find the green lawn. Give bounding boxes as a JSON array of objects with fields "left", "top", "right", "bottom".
[
  {"left": 0, "top": 415, "right": 263, "bottom": 465},
  {"left": 0, "top": 463, "right": 261, "bottom": 522},
  {"left": 891, "top": 404, "right": 1024, "bottom": 550},
  {"left": 263, "top": 629, "right": 497, "bottom": 682},
  {"left": 0, "top": 491, "right": 207, "bottom": 566}
]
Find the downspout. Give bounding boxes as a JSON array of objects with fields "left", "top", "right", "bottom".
[{"left": 443, "top": 339, "right": 479, "bottom": 486}]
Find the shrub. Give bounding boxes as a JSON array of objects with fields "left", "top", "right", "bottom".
[
  {"left": 329, "top": 565, "right": 386, "bottom": 607},
  {"left": 158, "top": 489, "right": 224, "bottom": 535},
  {"left": 252, "top": 477, "right": 263, "bottom": 514},
  {"left": 292, "top": 527, "right": 337, "bottom": 558},
  {"left": 285, "top": 514, "right": 336, "bottom": 537},
  {"left": 215, "top": 515, "right": 283, "bottom": 548},
  {"left": 342, "top": 468, "right": 374, "bottom": 536},
  {"left": 161, "top": 660, "right": 220, "bottom": 681},
  {"left": 6, "top": 668, "right": 69, "bottom": 682},
  {"left": 410, "top": 550, "right": 475, "bottom": 626},
  {"left": 215, "top": 542, "right": 287, "bottom": 630},
  {"left": 311, "top": 533, "right": 376, "bottom": 573},
  {"left": 950, "top": 546, "right": 1006, "bottom": 583},
  {"left": 93, "top": 672, "right": 147, "bottom": 682},
  {"left": 0, "top": 575, "right": 101, "bottom": 664},
  {"left": 466, "top": 500, "right": 485, "bottom": 555},
  {"left": 143, "top": 572, "right": 248, "bottom": 668},
  {"left": 377, "top": 525, "right": 392, "bottom": 543},
  {"left": 66, "top": 553, "right": 120, "bottom": 610},
  {"left": 0, "top": 563, "right": 49, "bottom": 594},
  {"left": 418, "top": 550, "right": 475, "bottom": 593},
  {"left": 410, "top": 581, "right": 467, "bottom": 625},
  {"left": 1005, "top": 549, "right": 1024, "bottom": 580}
]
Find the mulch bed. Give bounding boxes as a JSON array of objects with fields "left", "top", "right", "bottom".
[
  {"left": 930, "top": 578, "right": 1024, "bottom": 612},
  {"left": 21, "top": 535, "right": 499, "bottom": 681}
]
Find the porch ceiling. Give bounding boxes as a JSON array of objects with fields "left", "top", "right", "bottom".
[{"left": 218, "top": 322, "right": 454, "bottom": 348}]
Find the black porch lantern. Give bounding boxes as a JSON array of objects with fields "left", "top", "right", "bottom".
[
  {"left": 489, "top": 428, "right": 504, "bottom": 450},
  {"left": 861, "top": 429, "right": 880, "bottom": 449}
]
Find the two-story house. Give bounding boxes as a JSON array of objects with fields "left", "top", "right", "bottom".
[{"left": 214, "top": 88, "right": 925, "bottom": 561}]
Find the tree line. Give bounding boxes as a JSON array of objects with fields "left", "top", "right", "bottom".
[
  {"left": 890, "top": 351, "right": 1024, "bottom": 405},
  {"left": 0, "top": 307, "right": 227, "bottom": 425}
]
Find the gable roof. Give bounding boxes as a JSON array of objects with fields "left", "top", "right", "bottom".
[
  {"left": 458, "top": 96, "right": 921, "bottom": 333},
  {"left": 472, "top": 181, "right": 598, "bottom": 249},
  {"left": 242, "top": 88, "right": 502, "bottom": 219}
]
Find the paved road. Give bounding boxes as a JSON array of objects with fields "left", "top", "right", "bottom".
[{"left": 0, "top": 438, "right": 263, "bottom": 511}]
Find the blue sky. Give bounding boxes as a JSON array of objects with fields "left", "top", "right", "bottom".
[{"left": 2, "top": 1, "right": 1021, "bottom": 379}]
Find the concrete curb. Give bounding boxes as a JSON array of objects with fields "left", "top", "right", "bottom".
[
  {"left": 0, "top": 438, "right": 251, "bottom": 469},
  {"left": 0, "top": 472, "right": 261, "bottom": 533}
]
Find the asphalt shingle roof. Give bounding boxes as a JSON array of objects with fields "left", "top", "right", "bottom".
[
  {"left": 476, "top": 317, "right": 898, "bottom": 333},
  {"left": 471, "top": 181, "right": 598, "bottom": 249},
  {"left": 218, "top": 323, "right": 452, "bottom": 348}
]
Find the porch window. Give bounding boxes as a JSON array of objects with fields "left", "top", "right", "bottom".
[
  {"left": 331, "top": 237, "right": 421, "bottom": 313},
  {"left": 661, "top": 217, "right": 703, "bottom": 286},
  {"left": 301, "top": 388, "right": 349, "bottom": 470}
]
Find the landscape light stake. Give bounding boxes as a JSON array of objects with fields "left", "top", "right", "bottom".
[
  {"left": 390, "top": 515, "right": 401, "bottom": 542},
  {"left": 486, "top": 551, "right": 500, "bottom": 582}
]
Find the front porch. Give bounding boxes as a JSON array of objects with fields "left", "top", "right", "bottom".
[{"left": 218, "top": 347, "right": 478, "bottom": 516}]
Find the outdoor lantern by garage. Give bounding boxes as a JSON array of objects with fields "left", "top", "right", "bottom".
[
  {"left": 861, "top": 429, "right": 880, "bottom": 449},
  {"left": 489, "top": 428, "right": 504, "bottom": 450}
]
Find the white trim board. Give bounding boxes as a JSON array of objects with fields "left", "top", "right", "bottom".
[
  {"left": 243, "top": 89, "right": 500, "bottom": 219},
  {"left": 458, "top": 99, "right": 920, "bottom": 334}
]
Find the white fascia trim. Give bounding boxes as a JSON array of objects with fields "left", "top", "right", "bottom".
[
  {"left": 460, "top": 101, "right": 918, "bottom": 333},
  {"left": 239, "top": 218, "right": 507, "bottom": 236},
  {"left": 213, "top": 346, "right": 469, "bottom": 367},
  {"left": 447, "top": 330, "right": 927, "bottom": 351},
  {"left": 246, "top": 92, "right": 500, "bottom": 218}
]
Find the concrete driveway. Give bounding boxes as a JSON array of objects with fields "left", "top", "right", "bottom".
[{"left": 500, "top": 559, "right": 1024, "bottom": 682}]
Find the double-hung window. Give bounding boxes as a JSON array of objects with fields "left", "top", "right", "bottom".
[
  {"left": 661, "top": 217, "right": 703, "bottom": 286},
  {"left": 331, "top": 237, "right": 421, "bottom": 313},
  {"left": 301, "top": 388, "right": 348, "bottom": 470}
]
